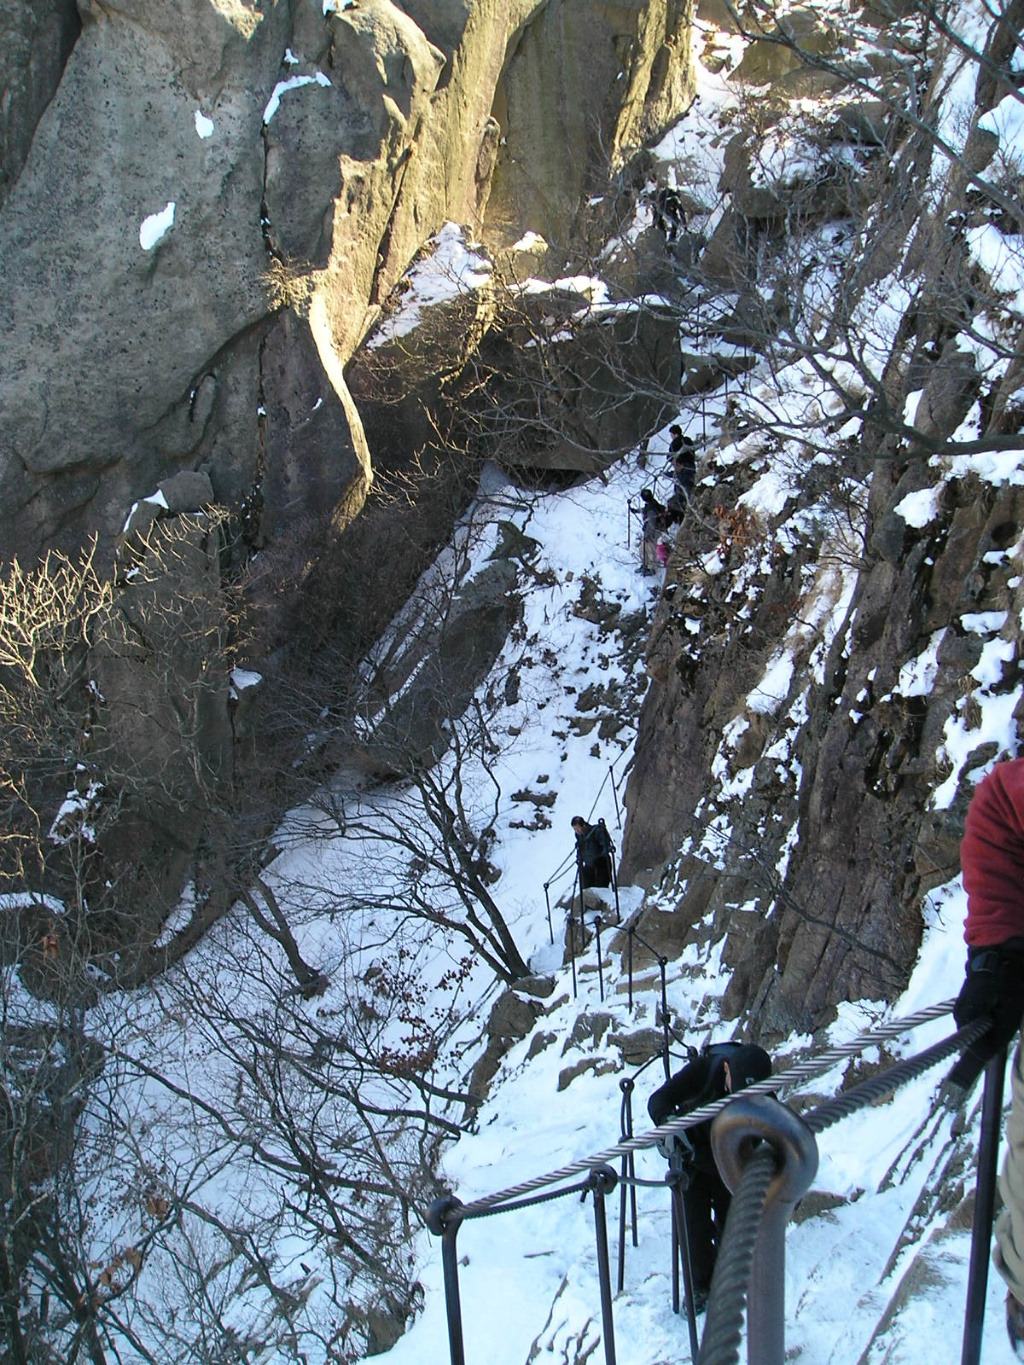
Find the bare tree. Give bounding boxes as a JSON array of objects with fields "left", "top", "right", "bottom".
[{"left": 0, "top": 871, "right": 478, "bottom": 1364}]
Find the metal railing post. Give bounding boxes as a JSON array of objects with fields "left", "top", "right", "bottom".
[
  {"left": 962, "top": 1045, "right": 1009, "bottom": 1365},
  {"left": 711, "top": 1095, "right": 819, "bottom": 1365},
  {"left": 579, "top": 896, "right": 588, "bottom": 984},
  {"left": 543, "top": 881, "right": 554, "bottom": 946},
  {"left": 595, "top": 916, "right": 605, "bottom": 1001},
  {"left": 426, "top": 1195, "right": 466, "bottom": 1365},
  {"left": 617, "top": 1078, "right": 638, "bottom": 1292},
  {"left": 568, "top": 866, "right": 580, "bottom": 999},
  {"left": 666, "top": 1148, "right": 702, "bottom": 1362},
  {"left": 659, "top": 959, "right": 671, "bottom": 1080},
  {"left": 627, "top": 926, "right": 635, "bottom": 1010},
  {"left": 589, "top": 1165, "right": 619, "bottom": 1365}
]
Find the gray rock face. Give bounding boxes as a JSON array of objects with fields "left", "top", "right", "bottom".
[
  {"left": 352, "top": 553, "right": 523, "bottom": 775},
  {"left": 0, "top": 0, "right": 696, "bottom": 575},
  {"left": 0, "top": 2, "right": 282, "bottom": 557},
  {"left": 492, "top": 0, "right": 695, "bottom": 247},
  {"left": 88, "top": 505, "right": 236, "bottom": 946}
]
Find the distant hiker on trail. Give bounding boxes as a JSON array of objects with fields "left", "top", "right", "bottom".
[
  {"left": 639, "top": 488, "right": 666, "bottom": 572},
  {"left": 648, "top": 1042, "right": 772, "bottom": 1311},
  {"left": 654, "top": 186, "right": 686, "bottom": 243},
  {"left": 666, "top": 425, "right": 696, "bottom": 523},
  {"left": 953, "top": 757, "right": 1024, "bottom": 1356},
  {"left": 571, "top": 815, "right": 614, "bottom": 909}
]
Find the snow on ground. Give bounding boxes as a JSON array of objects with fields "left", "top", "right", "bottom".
[
  {"left": 72, "top": 341, "right": 1020, "bottom": 1361},
  {"left": 371, "top": 875, "right": 1021, "bottom": 1365},
  {"left": 366, "top": 223, "right": 493, "bottom": 348},
  {"left": 379, "top": 865, "right": 1019, "bottom": 1365}
]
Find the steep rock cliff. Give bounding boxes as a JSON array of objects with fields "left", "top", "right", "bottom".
[
  {"left": 618, "top": 0, "right": 1024, "bottom": 1036},
  {"left": 0, "top": 0, "right": 694, "bottom": 568}
]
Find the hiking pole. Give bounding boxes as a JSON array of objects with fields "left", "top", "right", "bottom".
[
  {"left": 611, "top": 859, "right": 622, "bottom": 927},
  {"left": 961, "top": 1044, "right": 1009, "bottom": 1365},
  {"left": 569, "top": 866, "right": 580, "bottom": 999}
]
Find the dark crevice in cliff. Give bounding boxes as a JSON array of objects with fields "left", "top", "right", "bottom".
[{"left": 0, "top": 0, "right": 82, "bottom": 211}]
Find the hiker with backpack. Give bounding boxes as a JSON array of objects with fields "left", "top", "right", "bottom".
[
  {"left": 638, "top": 488, "right": 667, "bottom": 573},
  {"left": 571, "top": 815, "right": 614, "bottom": 910},
  {"left": 648, "top": 1042, "right": 773, "bottom": 1311},
  {"left": 666, "top": 426, "right": 696, "bottom": 521}
]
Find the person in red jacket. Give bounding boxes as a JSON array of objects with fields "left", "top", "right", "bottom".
[{"left": 955, "top": 757, "right": 1024, "bottom": 1355}]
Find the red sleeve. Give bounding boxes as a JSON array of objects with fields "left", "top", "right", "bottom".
[{"left": 961, "top": 758, "right": 1024, "bottom": 946}]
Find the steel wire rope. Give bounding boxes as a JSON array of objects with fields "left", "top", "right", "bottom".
[
  {"left": 451, "top": 998, "right": 957, "bottom": 1221},
  {"left": 805, "top": 1016, "right": 988, "bottom": 1134},
  {"left": 459, "top": 1175, "right": 595, "bottom": 1220},
  {"left": 696, "top": 1144, "right": 776, "bottom": 1365}
]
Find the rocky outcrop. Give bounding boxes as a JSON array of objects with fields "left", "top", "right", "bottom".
[
  {"left": 469, "top": 286, "right": 684, "bottom": 474},
  {"left": 0, "top": 0, "right": 697, "bottom": 575},
  {"left": 88, "top": 498, "right": 236, "bottom": 951},
  {"left": 490, "top": 0, "right": 696, "bottom": 246}
]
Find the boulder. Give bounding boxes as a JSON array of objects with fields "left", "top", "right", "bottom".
[
  {"left": 719, "top": 127, "right": 860, "bottom": 223},
  {"left": 350, "top": 555, "right": 523, "bottom": 774},
  {"left": 607, "top": 1026, "right": 666, "bottom": 1066},
  {"left": 912, "top": 342, "right": 981, "bottom": 444},
  {"left": 732, "top": 8, "right": 840, "bottom": 86},
  {"left": 468, "top": 984, "right": 542, "bottom": 1098},
  {"left": 475, "top": 290, "right": 682, "bottom": 474},
  {"left": 557, "top": 1057, "right": 618, "bottom": 1090}
]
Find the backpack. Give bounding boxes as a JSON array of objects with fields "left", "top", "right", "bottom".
[
  {"left": 577, "top": 819, "right": 614, "bottom": 888},
  {"left": 647, "top": 1042, "right": 772, "bottom": 1127}
]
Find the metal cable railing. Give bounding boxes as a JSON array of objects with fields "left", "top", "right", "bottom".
[
  {"left": 695, "top": 1016, "right": 990, "bottom": 1365},
  {"left": 426, "top": 1003, "right": 1000, "bottom": 1365},
  {"left": 448, "top": 998, "right": 958, "bottom": 1220}
]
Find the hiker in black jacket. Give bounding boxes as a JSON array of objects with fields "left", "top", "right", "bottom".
[
  {"left": 571, "top": 816, "right": 613, "bottom": 892},
  {"left": 665, "top": 426, "right": 696, "bottom": 522},
  {"left": 649, "top": 1043, "right": 772, "bottom": 1308}
]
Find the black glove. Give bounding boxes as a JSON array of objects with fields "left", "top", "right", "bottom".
[{"left": 947, "top": 941, "right": 1024, "bottom": 1095}]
